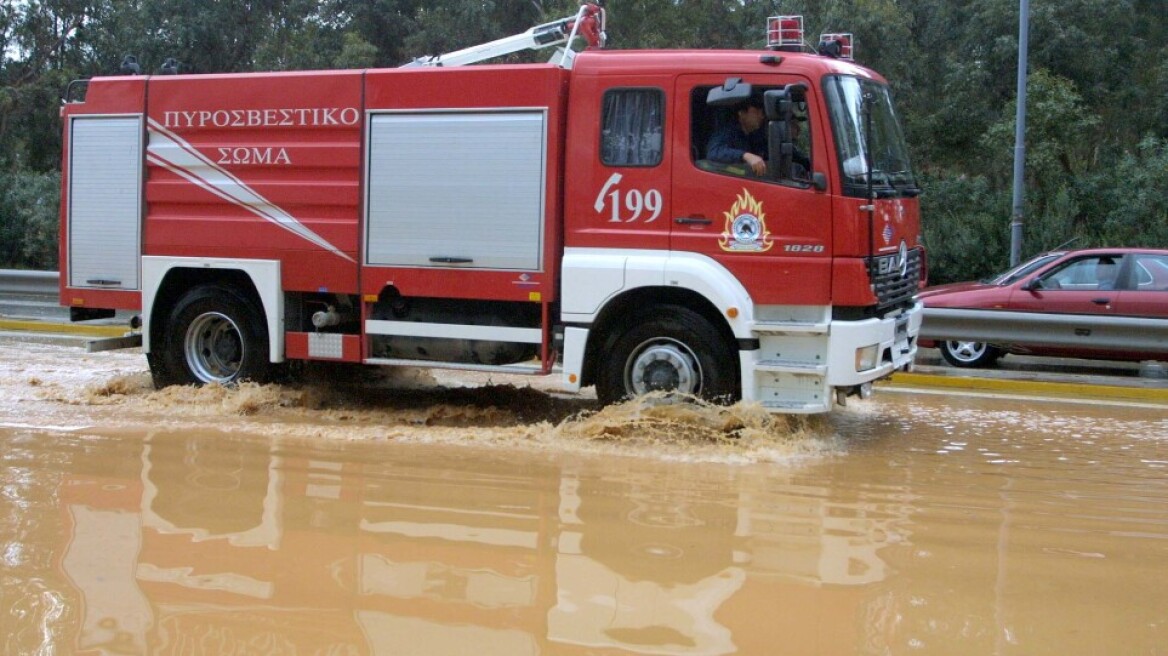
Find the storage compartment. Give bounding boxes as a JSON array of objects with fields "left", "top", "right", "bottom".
[
  {"left": 68, "top": 116, "right": 143, "bottom": 290},
  {"left": 365, "top": 110, "right": 547, "bottom": 271}
]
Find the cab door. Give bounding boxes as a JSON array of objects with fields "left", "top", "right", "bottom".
[{"left": 670, "top": 74, "right": 833, "bottom": 306}]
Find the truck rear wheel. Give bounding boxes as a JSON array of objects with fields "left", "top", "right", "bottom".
[
  {"left": 596, "top": 305, "right": 738, "bottom": 406},
  {"left": 154, "top": 285, "right": 271, "bottom": 387}
]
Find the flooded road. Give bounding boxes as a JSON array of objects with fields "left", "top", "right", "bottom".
[{"left": 2, "top": 342, "right": 1167, "bottom": 654}]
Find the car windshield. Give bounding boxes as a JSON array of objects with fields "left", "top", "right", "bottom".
[
  {"left": 824, "top": 75, "right": 917, "bottom": 198},
  {"left": 987, "top": 252, "right": 1063, "bottom": 285}
]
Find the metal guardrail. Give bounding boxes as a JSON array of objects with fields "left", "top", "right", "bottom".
[
  {"left": 921, "top": 307, "right": 1168, "bottom": 353},
  {"left": 3, "top": 270, "right": 1166, "bottom": 355},
  {"left": 0, "top": 269, "right": 58, "bottom": 296}
]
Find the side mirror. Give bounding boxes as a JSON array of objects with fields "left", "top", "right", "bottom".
[
  {"left": 811, "top": 171, "right": 827, "bottom": 191},
  {"left": 765, "top": 93, "right": 791, "bottom": 122},
  {"left": 766, "top": 120, "right": 791, "bottom": 179},
  {"left": 764, "top": 85, "right": 805, "bottom": 180},
  {"left": 764, "top": 84, "right": 807, "bottom": 120}
]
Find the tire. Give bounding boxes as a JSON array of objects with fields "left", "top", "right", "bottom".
[
  {"left": 939, "top": 340, "right": 1004, "bottom": 368},
  {"left": 595, "top": 305, "right": 738, "bottom": 406},
  {"left": 154, "top": 285, "right": 272, "bottom": 387}
]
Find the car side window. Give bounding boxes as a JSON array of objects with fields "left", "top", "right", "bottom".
[
  {"left": 1039, "top": 256, "right": 1123, "bottom": 291},
  {"left": 1134, "top": 254, "right": 1168, "bottom": 291}
]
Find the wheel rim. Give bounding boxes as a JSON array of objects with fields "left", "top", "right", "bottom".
[
  {"left": 184, "top": 311, "right": 245, "bottom": 384},
  {"left": 624, "top": 338, "right": 702, "bottom": 397},
  {"left": 945, "top": 340, "right": 989, "bottom": 363}
]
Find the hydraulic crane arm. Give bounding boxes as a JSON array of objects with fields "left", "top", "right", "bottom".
[{"left": 401, "top": 3, "right": 605, "bottom": 69}]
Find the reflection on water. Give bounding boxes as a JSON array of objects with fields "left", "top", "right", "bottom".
[
  {"left": 1, "top": 391, "right": 1167, "bottom": 654},
  {"left": 0, "top": 428, "right": 912, "bottom": 655}
]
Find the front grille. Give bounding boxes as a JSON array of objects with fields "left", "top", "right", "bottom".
[{"left": 868, "top": 247, "right": 922, "bottom": 312}]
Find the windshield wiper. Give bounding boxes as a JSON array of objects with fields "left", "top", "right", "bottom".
[
  {"left": 880, "top": 169, "right": 922, "bottom": 198},
  {"left": 866, "top": 169, "right": 921, "bottom": 198}
]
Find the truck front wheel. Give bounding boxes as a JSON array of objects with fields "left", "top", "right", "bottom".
[
  {"left": 154, "top": 285, "right": 271, "bottom": 387},
  {"left": 596, "top": 306, "right": 738, "bottom": 406}
]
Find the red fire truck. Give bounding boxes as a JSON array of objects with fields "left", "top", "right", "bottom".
[{"left": 58, "top": 7, "right": 923, "bottom": 413}]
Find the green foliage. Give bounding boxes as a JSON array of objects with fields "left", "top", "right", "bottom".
[
  {"left": 333, "top": 33, "right": 379, "bottom": 70},
  {"left": 404, "top": 0, "right": 541, "bottom": 63},
  {"left": 0, "top": 0, "right": 1164, "bottom": 280},
  {"left": 919, "top": 174, "right": 1009, "bottom": 284},
  {"left": 0, "top": 170, "right": 60, "bottom": 270},
  {"left": 981, "top": 70, "right": 1101, "bottom": 186},
  {"left": 1091, "top": 138, "right": 1168, "bottom": 246}
]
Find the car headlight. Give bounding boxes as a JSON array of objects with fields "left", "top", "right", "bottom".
[{"left": 855, "top": 344, "right": 879, "bottom": 372}]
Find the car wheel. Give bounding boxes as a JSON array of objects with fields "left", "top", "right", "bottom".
[{"left": 939, "top": 340, "right": 1004, "bottom": 368}]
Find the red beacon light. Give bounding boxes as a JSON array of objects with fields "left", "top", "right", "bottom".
[
  {"left": 767, "top": 15, "right": 804, "bottom": 52},
  {"left": 818, "top": 33, "right": 854, "bottom": 60}
]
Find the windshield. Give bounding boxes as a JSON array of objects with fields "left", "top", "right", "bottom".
[
  {"left": 988, "top": 252, "right": 1063, "bottom": 285},
  {"left": 824, "top": 75, "right": 917, "bottom": 197}
]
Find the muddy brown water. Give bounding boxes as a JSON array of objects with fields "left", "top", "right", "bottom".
[{"left": 1, "top": 342, "right": 1167, "bottom": 655}]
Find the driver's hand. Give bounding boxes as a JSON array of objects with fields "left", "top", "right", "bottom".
[{"left": 743, "top": 153, "right": 766, "bottom": 176}]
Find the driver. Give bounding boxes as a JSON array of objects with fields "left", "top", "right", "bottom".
[
  {"left": 1095, "top": 260, "right": 1120, "bottom": 290},
  {"left": 707, "top": 93, "right": 811, "bottom": 178},
  {"left": 707, "top": 94, "right": 768, "bottom": 175}
]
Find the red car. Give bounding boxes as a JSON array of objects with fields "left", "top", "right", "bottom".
[{"left": 918, "top": 248, "right": 1168, "bottom": 367}]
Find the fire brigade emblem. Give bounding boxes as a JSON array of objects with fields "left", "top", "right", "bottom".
[{"left": 719, "top": 190, "right": 773, "bottom": 252}]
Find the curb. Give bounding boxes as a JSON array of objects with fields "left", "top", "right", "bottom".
[
  {"left": 0, "top": 319, "right": 128, "bottom": 339},
  {"left": 882, "top": 371, "right": 1168, "bottom": 404}
]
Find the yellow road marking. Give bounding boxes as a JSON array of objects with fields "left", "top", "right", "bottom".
[
  {"left": 0, "top": 319, "right": 128, "bottom": 338},
  {"left": 883, "top": 371, "right": 1168, "bottom": 404}
]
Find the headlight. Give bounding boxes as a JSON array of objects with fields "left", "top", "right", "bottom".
[{"left": 855, "top": 345, "right": 879, "bottom": 372}]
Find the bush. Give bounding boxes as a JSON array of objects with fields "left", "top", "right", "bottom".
[
  {"left": 0, "top": 170, "right": 61, "bottom": 270},
  {"left": 919, "top": 174, "right": 1011, "bottom": 284},
  {"left": 1095, "top": 138, "right": 1168, "bottom": 247}
]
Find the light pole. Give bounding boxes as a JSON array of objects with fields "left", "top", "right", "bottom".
[{"left": 1009, "top": 0, "right": 1030, "bottom": 266}]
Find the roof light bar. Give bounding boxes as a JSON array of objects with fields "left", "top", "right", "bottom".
[
  {"left": 818, "top": 33, "right": 854, "bottom": 60},
  {"left": 767, "top": 16, "right": 804, "bottom": 52}
]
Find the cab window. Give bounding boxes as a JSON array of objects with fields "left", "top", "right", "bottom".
[
  {"left": 601, "top": 88, "right": 664, "bottom": 167},
  {"left": 690, "top": 85, "right": 812, "bottom": 183}
]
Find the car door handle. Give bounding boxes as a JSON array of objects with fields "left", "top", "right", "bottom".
[
  {"left": 674, "top": 216, "right": 713, "bottom": 226},
  {"left": 1091, "top": 297, "right": 1112, "bottom": 305}
]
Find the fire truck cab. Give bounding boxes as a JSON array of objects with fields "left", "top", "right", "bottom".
[{"left": 59, "top": 10, "right": 923, "bottom": 413}]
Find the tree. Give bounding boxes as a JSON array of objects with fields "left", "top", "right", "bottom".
[
  {"left": 0, "top": 171, "right": 59, "bottom": 269},
  {"left": 1092, "top": 138, "right": 1168, "bottom": 247},
  {"left": 1, "top": 1, "right": 87, "bottom": 170},
  {"left": 0, "top": 0, "right": 1165, "bottom": 274}
]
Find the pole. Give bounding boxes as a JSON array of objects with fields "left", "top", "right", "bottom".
[{"left": 1009, "top": 0, "right": 1030, "bottom": 267}]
